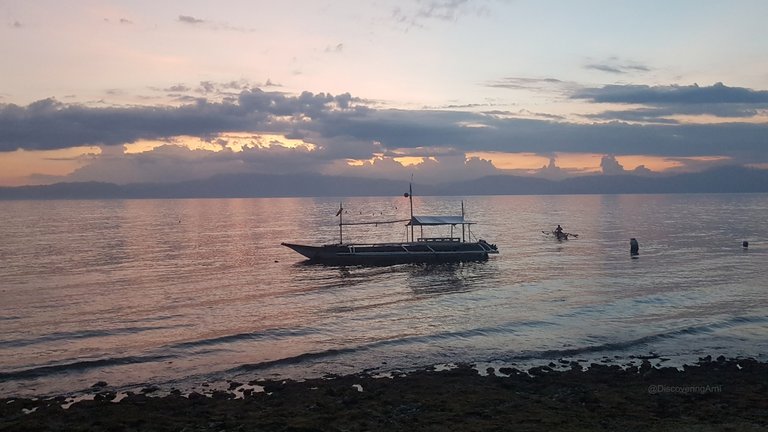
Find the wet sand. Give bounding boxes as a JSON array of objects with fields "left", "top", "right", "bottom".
[{"left": 2, "top": 357, "right": 766, "bottom": 431}]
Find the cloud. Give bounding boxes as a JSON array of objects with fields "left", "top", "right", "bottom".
[
  {"left": 314, "top": 107, "right": 768, "bottom": 164},
  {"left": 573, "top": 82, "right": 768, "bottom": 105},
  {"left": 633, "top": 165, "right": 653, "bottom": 175},
  {"left": 484, "top": 77, "right": 565, "bottom": 91},
  {"left": 178, "top": 15, "right": 205, "bottom": 24},
  {"left": 155, "top": 80, "right": 261, "bottom": 100},
  {"left": 584, "top": 58, "right": 651, "bottom": 74},
  {"left": 176, "top": 14, "right": 256, "bottom": 32},
  {"left": 3, "top": 87, "right": 768, "bottom": 176},
  {"left": 414, "top": 0, "right": 472, "bottom": 21},
  {"left": 198, "top": 81, "right": 218, "bottom": 93},
  {"left": 574, "top": 82, "right": 768, "bottom": 120},
  {"left": 514, "top": 109, "right": 566, "bottom": 121},
  {"left": 40, "top": 141, "right": 499, "bottom": 186},
  {"left": 586, "top": 106, "right": 762, "bottom": 122},
  {"left": 600, "top": 154, "right": 625, "bottom": 175},
  {"left": 325, "top": 43, "right": 344, "bottom": 53},
  {"left": 536, "top": 157, "right": 571, "bottom": 180},
  {"left": 518, "top": 157, "right": 597, "bottom": 180},
  {"left": 584, "top": 64, "right": 625, "bottom": 74},
  {"left": 165, "top": 84, "right": 192, "bottom": 93},
  {"left": 391, "top": 0, "right": 491, "bottom": 29},
  {"left": 583, "top": 108, "right": 682, "bottom": 124},
  {"left": 662, "top": 156, "right": 733, "bottom": 174},
  {"left": 327, "top": 153, "right": 499, "bottom": 184},
  {"left": 599, "top": 155, "right": 657, "bottom": 176},
  {"left": 0, "top": 90, "right": 367, "bottom": 152},
  {"left": 54, "top": 143, "right": 327, "bottom": 184},
  {"left": 11, "top": 20, "right": 22, "bottom": 28}
]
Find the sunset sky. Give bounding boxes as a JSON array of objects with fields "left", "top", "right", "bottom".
[{"left": 1, "top": 0, "right": 768, "bottom": 186}]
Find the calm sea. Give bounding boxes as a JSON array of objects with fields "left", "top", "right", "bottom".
[{"left": 1, "top": 194, "right": 767, "bottom": 397}]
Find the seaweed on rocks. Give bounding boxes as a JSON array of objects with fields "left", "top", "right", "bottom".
[{"left": 1, "top": 358, "right": 766, "bottom": 431}]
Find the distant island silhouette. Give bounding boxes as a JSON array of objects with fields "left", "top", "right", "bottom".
[{"left": 1, "top": 166, "right": 767, "bottom": 199}]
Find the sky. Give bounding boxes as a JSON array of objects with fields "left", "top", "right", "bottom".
[{"left": 1, "top": 0, "right": 768, "bottom": 186}]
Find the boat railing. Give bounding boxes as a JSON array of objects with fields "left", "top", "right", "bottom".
[
  {"left": 335, "top": 239, "right": 461, "bottom": 248},
  {"left": 335, "top": 242, "right": 417, "bottom": 248}
]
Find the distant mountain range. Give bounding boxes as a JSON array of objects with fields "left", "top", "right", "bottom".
[{"left": 1, "top": 166, "right": 767, "bottom": 199}]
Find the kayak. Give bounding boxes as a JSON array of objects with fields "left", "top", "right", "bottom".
[{"left": 542, "top": 230, "right": 578, "bottom": 240}]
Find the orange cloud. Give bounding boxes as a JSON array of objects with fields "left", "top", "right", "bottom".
[
  {"left": 465, "top": 152, "right": 548, "bottom": 170},
  {"left": 466, "top": 151, "right": 730, "bottom": 174},
  {"left": 123, "top": 133, "right": 316, "bottom": 154},
  {"left": 393, "top": 156, "right": 436, "bottom": 166},
  {"left": 466, "top": 152, "right": 603, "bottom": 172}
]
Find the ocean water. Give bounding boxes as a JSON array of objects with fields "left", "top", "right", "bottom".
[{"left": 1, "top": 194, "right": 767, "bottom": 397}]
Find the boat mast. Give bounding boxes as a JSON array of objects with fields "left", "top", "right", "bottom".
[
  {"left": 461, "top": 200, "right": 465, "bottom": 242},
  {"left": 337, "top": 201, "right": 343, "bottom": 244},
  {"left": 408, "top": 182, "right": 414, "bottom": 242}
]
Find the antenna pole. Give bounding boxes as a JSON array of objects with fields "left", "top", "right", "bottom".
[{"left": 461, "top": 200, "right": 465, "bottom": 242}]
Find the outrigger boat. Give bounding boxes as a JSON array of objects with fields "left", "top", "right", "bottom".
[{"left": 281, "top": 184, "right": 498, "bottom": 265}]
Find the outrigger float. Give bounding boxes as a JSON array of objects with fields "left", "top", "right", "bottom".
[{"left": 281, "top": 184, "right": 498, "bottom": 265}]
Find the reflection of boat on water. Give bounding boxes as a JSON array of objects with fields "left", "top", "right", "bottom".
[{"left": 282, "top": 184, "right": 499, "bottom": 265}]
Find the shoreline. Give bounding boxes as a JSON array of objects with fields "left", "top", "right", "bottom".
[{"left": 2, "top": 357, "right": 766, "bottom": 431}]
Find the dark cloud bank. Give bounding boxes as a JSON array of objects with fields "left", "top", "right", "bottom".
[
  {"left": 1, "top": 84, "right": 766, "bottom": 159},
  {"left": 574, "top": 82, "right": 768, "bottom": 120},
  {"left": 1, "top": 82, "right": 767, "bottom": 189}
]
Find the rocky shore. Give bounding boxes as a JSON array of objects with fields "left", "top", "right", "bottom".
[{"left": 2, "top": 357, "right": 766, "bottom": 431}]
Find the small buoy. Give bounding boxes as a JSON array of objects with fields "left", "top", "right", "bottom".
[
  {"left": 742, "top": 241, "right": 749, "bottom": 248},
  {"left": 630, "top": 238, "right": 639, "bottom": 256}
]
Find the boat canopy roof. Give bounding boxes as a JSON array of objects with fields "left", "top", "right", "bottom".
[{"left": 407, "top": 215, "right": 474, "bottom": 226}]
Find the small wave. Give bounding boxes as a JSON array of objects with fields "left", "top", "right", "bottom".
[
  {"left": 387, "top": 320, "right": 556, "bottom": 346},
  {"left": 166, "top": 327, "right": 318, "bottom": 350},
  {"left": 116, "top": 313, "right": 187, "bottom": 324},
  {"left": 230, "top": 316, "right": 767, "bottom": 374},
  {"left": 0, "top": 354, "right": 175, "bottom": 382},
  {"left": 235, "top": 347, "right": 361, "bottom": 372},
  {"left": 496, "top": 315, "right": 768, "bottom": 361},
  {"left": 0, "top": 325, "right": 189, "bottom": 349},
  {"left": 665, "top": 315, "right": 768, "bottom": 337},
  {"left": 229, "top": 319, "right": 555, "bottom": 372}
]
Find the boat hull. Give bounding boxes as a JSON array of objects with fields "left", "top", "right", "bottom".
[{"left": 281, "top": 241, "right": 498, "bottom": 265}]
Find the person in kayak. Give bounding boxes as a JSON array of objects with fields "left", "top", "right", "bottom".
[{"left": 554, "top": 225, "right": 565, "bottom": 239}]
